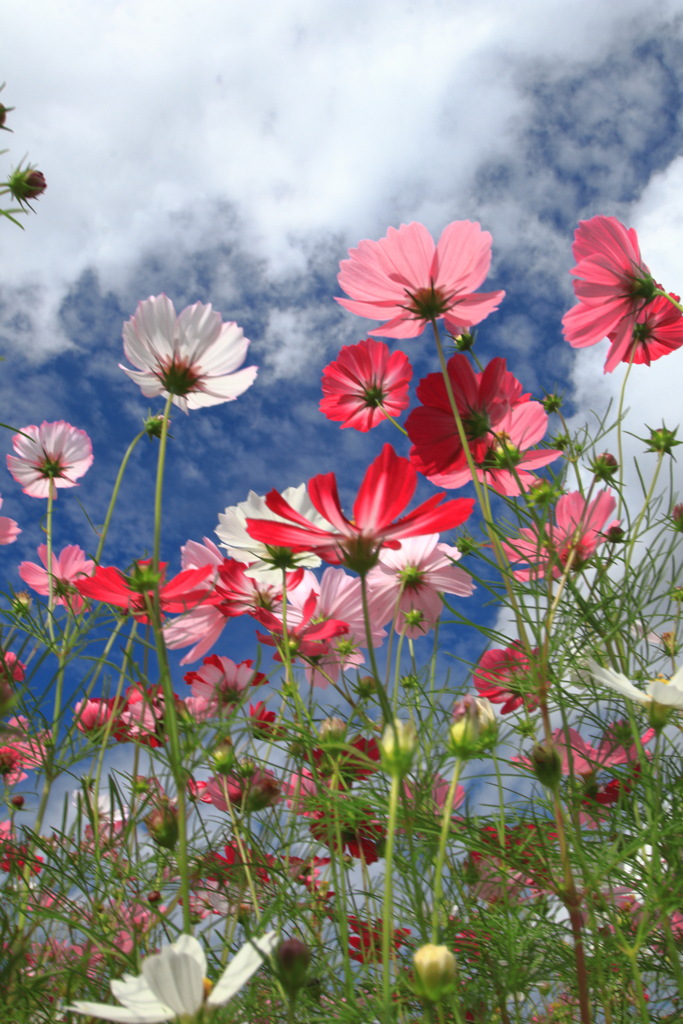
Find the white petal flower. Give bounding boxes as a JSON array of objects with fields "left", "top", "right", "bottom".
[
  {"left": 216, "top": 484, "right": 329, "bottom": 580},
  {"left": 585, "top": 659, "right": 683, "bottom": 708},
  {"left": 120, "top": 294, "right": 258, "bottom": 413},
  {"left": 68, "top": 931, "right": 277, "bottom": 1022}
]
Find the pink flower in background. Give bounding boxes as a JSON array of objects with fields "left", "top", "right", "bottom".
[
  {"left": 406, "top": 356, "right": 561, "bottom": 494},
  {"left": 0, "top": 497, "right": 19, "bottom": 544},
  {"left": 561, "top": 215, "right": 680, "bottom": 372},
  {"left": 502, "top": 489, "right": 619, "bottom": 580},
  {"left": 367, "top": 534, "right": 473, "bottom": 638},
  {"left": 19, "top": 544, "right": 95, "bottom": 612},
  {"left": 606, "top": 292, "right": 683, "bottom": 370},
  {"left": 336, "top": 221, "right": 505, "bottom": 339},
  {"left": 184, "top": 655, "right": 265, "bottom": 715},
  {"left": 246, "top": 443, "right": 474, "bottom": 574},
  {"left": 320, "top": 339, "right": 412, "bottom": 431},
  {"left": 7, "top": 421, "right": 93, "bottom": 499},
  {"left": 120, "top": 294, "right": 258, "bottom": 412},
  {"left": 474, "top": 643, "right": 541, "bottom": 714}
]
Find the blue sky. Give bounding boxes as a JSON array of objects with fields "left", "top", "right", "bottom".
[{"left": 2, "top": 0, "right": 683, "bottom": 685}]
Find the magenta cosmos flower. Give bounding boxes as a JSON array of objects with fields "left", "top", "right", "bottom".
[
  {"left": 7, "top": 421, "right": 93, "bottom": 499},
  {"left": 245, "top": 443, "right": 475, "bottom": 574},
  {"left": 473, "top": 643, "right": 540, "bottom": 714},
  {"left": 562, "top": 215, "right": 682, "bottom": 372},
  {"left": 120, "top": 294, "right": 257, "bottom": 412},
  {"left": 501, "top": 489, "right": 620, "bottom": 580},
  {"left": 406, "top": 356, "right": 561, "bottom": 495},
  {"left": 320, "top": 339, "right": 412, "bottom": 431},
  {"left": 336, "top": 221, "right": 505, "bottom": 339}
]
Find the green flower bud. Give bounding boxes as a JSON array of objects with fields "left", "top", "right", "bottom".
[
  {"left": 413, "top": 944, "right": 457, "bottom": 1002},
  {"left": 449, "top": 696, "right": 497, "bottom": 759}
]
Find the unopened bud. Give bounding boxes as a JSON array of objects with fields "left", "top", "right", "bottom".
[
  {"left": 147, "top": 890, "right": 162, "bottom": 904},
  {"left": 672, "top": 504, "right": 683, "bottom": 532},
  {"left": 645, "top": 423, "right": 681, "bottom": 456},
  {"left": 529, "top": 740, "right": 562, "bottom": 789},
  {"left": 212, "top": 738, "right": 235, "bottom": 775},
  {"left": 7, "top": 166, "right": 47, "bottom": 204},
  {"left": 277, "top": 938, "right": 311, "bottom": 995},
  {"left": 245, "top": 769, "right": 281, "bottom": 812},
  {"left": 542, "top": 393, "right": 562, "bottom": 414},
  {"left": 144, "top": 799, "right": 178, "bottom": 850},
  {"left": 591, "top": 452, "right": 618, "bottom": 482},
  {"left": 319, "top": 716, "right": 346, "bottom": 743},
  {"left": 381, "top": 718, "right": 417, "bottom": 777},
  {"left": 413, "top": 944, "right": 457, "bottom": 1002},
  {"left": 449, "top": 696, "right": 497, "bottom": 759},
  {"left": 10, "top": 794, "right": 24, "bottom": 809}
]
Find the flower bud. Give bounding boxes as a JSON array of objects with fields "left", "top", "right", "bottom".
[
  {"left": 244, "top": 769, "right": 281, "bottom": 812},
  {"left": 380, "top": 718, "right": 417, "bottom": 777},
  {"left": 645, "top": 423, "right": 681, "bottom": 455},
  {"left": 144, "top": 798, "right": 178, "bottom": 850},
  {"left": 211, "top": 737, "right": 235, "bottom": 775},
  {"left": 672, "top": 504, "right": 683, "bottom": 532},
  {"left": 277, "top": 938, "right": 311, "bottom": 996},
  {"left": 591, "top": 452, "right": 618, "bottom": 482},
  {"left": 147, "top": 890, "right": 162, "bottom": 904},
  {"left": 319, "top": 716, "right": 346, "bottom": 743},
  {"left": 413, "top": 944, "right": 457, "bottom": 1002},
  {"left": 10, "top": 794, "right": 24, "bottom": 809},
  {"left": 449, "top": 696, "right": 497, "bottom": 759},
  {"left": 529, "top": 740, "right": 562, "bottom": 789},
  {"left": 542, "top": 393, "right": 562, "bottom": 414},
  {"left": 7, "top": 166, "right": 46, "bottom": 204}
]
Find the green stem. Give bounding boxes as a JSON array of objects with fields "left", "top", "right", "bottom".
[
  {"left": 95, "top": 427, "right": 148, "bottom": 563},
  {"left": 431, "top": 758, "right": 462, "bottom": 942},
  {"left": 382, "top": 770, "right": 400, "bottom": 1021}
]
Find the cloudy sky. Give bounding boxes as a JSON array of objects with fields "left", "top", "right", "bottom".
[{"left": 2, "top": 0, "right": 683, "bottom": 683}]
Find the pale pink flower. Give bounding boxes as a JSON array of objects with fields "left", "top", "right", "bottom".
[
  {"left": 0, "top": 497, "right": 19, "bottom": 544},
  {"left": 7, "top": 421, "right": 93, "bottom": 499},
  {"left": 501, "top": 490, "right": 619, "bottom": 580},
  {"left": 367, "top": 534, "right": 473, "bottom": 638},
  {"left": 184, "top": 655, "right": 264, "bottom": 715},
  {"left": 19, "top": 544, "right": 94, "bottom": 612},
  {"left": 337, "top": 221, "right": 505, "bottom": 339},
  {"left": 120, "top": 294, "right": 257, "bottom": 412},
  {"left": 320, "top": 338, "right": 412, "bottom": 430}
]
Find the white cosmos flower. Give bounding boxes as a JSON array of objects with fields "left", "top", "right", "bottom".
[
  {"left": 216, "top": 484, "right": 329, "bottom": 581},
  {"left": 585, "top": 659, "right": 683, "bottom": 708},
  {"left": 68, "top": 931, "right": 277, "bottom": 1022},
  {"left": 120, "top": 294, "right": 257, "bottom": 413}
]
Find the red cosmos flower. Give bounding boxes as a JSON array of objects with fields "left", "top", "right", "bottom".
[
  {"left": 75, "top": 560, "right": 213, "bottom": 621},
  {"left": 501, "top": 489, "right": 620, "bottom": 581},
  {"left": 7, "top": 421, "right": 93, "bottom": 499},
  {"left": 474, "top": 643, "right": 541, "bottom": 714},
  {"left": 320, "top": 339, "right": 412, "bottom": 431},
  {"left": 248, "top": 700, "right": 282, "bottom": 737},
  {"left": 336, "top": 221, "right": 505, "bottom": 339},
  {"left": 254, "top": 590, "right": 350, "bottom": 661},
  {"left": 406, "top": 356, "right": 561, "bottom": 495},
  {"left": 347, "top": 915, "right": 410, "bottom": 963},
  {"left": 246, "top": 444, "right": 474, "bottom": 574},
  {"left": 561, "top": 215, "right": 681, "bottom": 372},
  {"left": 310, "top": 805, "right": 385, "bottom": 863}
]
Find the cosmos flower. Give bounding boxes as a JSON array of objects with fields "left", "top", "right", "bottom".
[
  {"left": 473, "top": 642, "right": 541, "bottom": 714},
  {"left": 120, "top": 294, "right": 257, "bottom": 412},
  {"left": 561, "top": 215, "right": 681, "bottom": 372},
  {"left": 7, "top": 421, "right": 93, "bottom": 499},
  {"left": 336, "top": 220, "right": 505, "bottom": 339},
  {"left": 609, "top": 292, "right": 683, "bottom": 370},
  {"left": 68, "top": 931, "right": 277, "bottom": 1022},
  {"left": 367, "top": 533, "right": 473, "bottom": 638},
  {"left": 246, "top": 443, "right": 474, "bottom": 575},
  {"left": 501, "top": 490, "right": 619, "bottom": 580},
  {"left": 406, "top": 356, "right": 561, "bottom": 494},
  {"left": 320, "top": 338, "right": 412, "bottom": 430},
  {"left": 19, "top": 544, "right": 95, "bottom": 612},
  {"left": 584, "top": 660, "right": 683, "bottom": 709},
  {"left": 0, "top": 497, "right": 19, "bottom": 544}
]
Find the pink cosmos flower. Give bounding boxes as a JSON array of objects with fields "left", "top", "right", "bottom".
[
  {"left": 120, "top": 294, "right": 257, "bottom": 412},
  {"left": 7, "top": 421, "right": 93, "bottom": 499},
  {"left": 320, "top": 338, "right": 412, "bottom": 431},
  {"left": 562, "top": 215, "right": 680, "bottom": 372},
  {"left": 19, "top": 544, "right": 95, "bottom": 612},
  {"left": 473, "top": 643, "right": 541, "bottom": 714},
  {"left": 609, "top": 292, "right": 683, "bottom": 368},
  {"left": 336, "top": 221, "right": 505, "bottom": 339},
  {"left": 283, "top": 567, "right": 387, "bottom": 686},
  {"left": 246, "top": 443, "right": 475, "bottom": 574},
  {"left": 406, "top": 356, "right": 561, "bottom": 494},
  {"left": 0, "top": 497, "right": 19, "bottom": 544},
  {"left": 254, "top": 590, "right": 350, "bottom": 662},
  {"left": 367, "top": 533, "right": 473, "bottom": 638},
  {"left": 184, "top": 655, "right": 265, "bottom": 716},
  {"left": 501, "top": 489, "right": 620, "bottom": 580}
]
